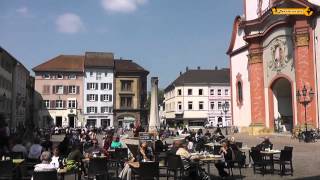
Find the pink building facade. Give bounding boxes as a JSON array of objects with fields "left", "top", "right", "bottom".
[{"left": 33, "top": 55, "right": 84, "bottom": 128}]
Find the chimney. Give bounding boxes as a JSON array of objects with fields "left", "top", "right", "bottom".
[
  {"left": 197, "top": 66, "right": 200, "bottom": 70},
  {"left": 180, "top": 71, "right": 182, "bottom": 75},
  {"left": 215, "top": 66, "right": 218, "bottom": 70},
  {"left": 186, "top": 66, "right": 189, "bottom": 71}
]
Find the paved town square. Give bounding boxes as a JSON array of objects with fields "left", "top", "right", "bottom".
[{"left": 50, "top": 132, "right": 320, "bottom": 180}]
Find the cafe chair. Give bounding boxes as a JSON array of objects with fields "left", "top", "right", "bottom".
[
  {"left": 226, "top": 150, "right": 245, "bottom": 177},
  {"left": 166, "top": 155, "right": 184, "bottom": 180},
  {"left": 86, "top": 157, "right": 108, "bottom": 180},
  {"left": 132, "top": 161, "right": 159, "bottom": 180},
  {"left": 274, "top": 149, "right": 293, "bottom": 176},
  {"left": 33, "top": 170, "right": 58, "bottom": 180},
  {"left": 0, "top": 160, "right": 14, "bottom": 180},
  {"left": 249, "top": 148, "right": 272, "bottom": 175}
]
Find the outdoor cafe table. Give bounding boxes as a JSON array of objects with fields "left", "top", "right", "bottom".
[
  {"left": 260, "top": 149, "right": 281, "bottom": 173},
  {"left": 191, "top": 153, "right": 224, "bottom": 176}
]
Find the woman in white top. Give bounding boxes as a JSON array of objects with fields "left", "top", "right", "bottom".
[
  {"left": 34, "top": 151, "right": 55, "bottom": 171},
  {"left": 50, "top": 147, "right": 61, "bottom": 169}
]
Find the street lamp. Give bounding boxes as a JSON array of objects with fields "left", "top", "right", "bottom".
[
  {"left": 296, "top": 85, "right": 314, "bottom": 141},
  {"left": 222, "top": 101, "right": 230, "bottom": 135}
]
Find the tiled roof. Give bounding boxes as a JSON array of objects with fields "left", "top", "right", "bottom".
[
  {"left": 84, "top": 52, "right": 114, "bottom": 68},
  {"left": 165, "top": 69, "right": 230, "bottom": 91},
  {"left": 115, "top": 59, "right": 149, "bottom": 73},
  {"left": 33, "top": 55, "right": 84, "bottom": 72}
]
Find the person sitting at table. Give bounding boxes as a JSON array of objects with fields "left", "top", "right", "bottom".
[
  {"left": 11, "top": 138, "right": 28, "bottom": 158},
  {"left": 86, "top": 139, "right": 105, "bottom": 157},
  {"left": 119, "top": 141, "right": 153, "bottom": 180},
  {"left": 258, "top": 137, "right": 273, "bottom": 151},
  {"left": 175, "top": 141, "right": 198, "bottom": 179},
  {"left": 185, "top": 136, "right": 194, "bottom": 152},
  {"left": 102, "top": 134, "right": 113, "bottom": 157},
  {"left": 28, "top": 138, "right": 43, "bottom": 160},
  {"left": 33, "top": 151, "right": 56, "bottom": 172},
  {"left": 50, "top": 147, "right": 63, "bottom": 169},
  {"left": 136, "top": 141, "right": 154, "bottom": 162},
  {"left": 111, "top": 136, "right": 123, "bottom": 149},
  {"left": 215, "top": 140, "right": 233, "bottom": 178}
]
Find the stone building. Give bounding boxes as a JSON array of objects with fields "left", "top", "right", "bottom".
[{"left": 113, "top": 59, "right": 149, "bottom": 129}]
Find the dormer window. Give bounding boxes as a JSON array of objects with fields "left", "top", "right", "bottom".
[
  {"left": 57, "top": 74, "right": 63, "bottom": 79},
  {"left": 43, "top": 74, "right": 50, "bottom": 79}
]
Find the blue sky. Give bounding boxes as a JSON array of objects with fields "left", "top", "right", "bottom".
[{"left": 0, "top": 0, "right": 243, "bottom": 89}]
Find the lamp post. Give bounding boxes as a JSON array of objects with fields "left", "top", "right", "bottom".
[
  {"left": 222, "top": 101, "right": 230, "bottom": 135},
  {"left": 296, "top": 85, "right": 314, "bottom": 140}
]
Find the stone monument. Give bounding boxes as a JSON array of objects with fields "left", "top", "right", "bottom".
[{"left": 148, "top": 77, "right": 160, "bottom": 133}]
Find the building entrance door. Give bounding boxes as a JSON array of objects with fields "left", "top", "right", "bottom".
[
  {"left": 69, "top": 116, "right": 75, "bottom": 128},
  {"left": 271, "top": 78, "right": 293, "bottom": 133},
  {"left": 56, "top": 116, "right": 62, "bottom": 127}
]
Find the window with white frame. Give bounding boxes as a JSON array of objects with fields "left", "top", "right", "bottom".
[
  {"left": 101, "top": 106, "right": 112, "bottom": 113},
  {"left": 56, "top": 100, "right": 63, "bottom": 109},
  {"left": 218, "top": 89, "right": 221, "bottom": 95},
  {"left": 199, "top": 101, "right": 204, "bottom": 110},
  {"left": 177, "top": 101, "right": 182, "bottom": 111},
  {"left": 43, "top": 100, "right": 50, "bottom": 109},
  {"left": 68, "top": 100, "right": 76, "bottom": 108},
  {"left": 57, "top": 74, "right": 63, "bottom": 79},
  {"left": 210, "top": 89, "right": 214, "bottom": 95},
  {"left": 225, "top": 89, "right": 229, "bottom": 95},
  {"left": 188, "top": 89, "right": 192, "bottom": 95},
  {"left": 96, "top": 72, "right": 101, "bottom": 80},
  {"left": 68, "top": 74, "right": 76, "bottom": 79},
  {"left": 56, "top": 85, "right": 64, "bottom": 94},
  {"left": 68, "top": 86, "right": 76, "bottom": 94},
  {"left": 177, "top": 89, "right": 182, "bottom": 96},
  {"left": 218, "top": 102, "right": 222, "bottom": 110},
  {"left": 87, "top": 107, "right": 97, "bottom": 113},
  {"left": 88, "top": 94, "right": 97, "bottom": 101},
  {"left": 199, "top": 89, "right": 203, "bottom": 96},
  {"left": 101, "top": 94, "right": 111, "bottom": 102},
  {"left": 87, "top": 83, "right": 97, "bottom": 90},
  {"left": 210, "top": 102, "right": 215, "bottom": 110},
  {"left": 43, "top": 74, "right": 50, "bottom": 79},
  {"left": 188, "top": 101, "right": 193, "bottom": 110},
  {"left": 101, "top": 83, "right": 107, "bottom": 90}
]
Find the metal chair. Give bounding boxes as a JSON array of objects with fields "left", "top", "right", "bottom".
[
  {"left": 275, "top": 149, "right": 293, "bottom": 176},
  {"left": 166, "top": 155, "right": 184, "bottom": 180},
  {"left": 33, "top": 170, "right": 57, "bottom": 180},
  {"left": 250, "top": 148, "right": 272, "bottom": 175},
  {"left": 0, "top": 160, "right": 13, "bottom": 180},
  {"left": 87, "top": 157, "right": 108, "bottom": 179},
  {"left": 132, "top": 161, "right": 159, "bottom": 180}
]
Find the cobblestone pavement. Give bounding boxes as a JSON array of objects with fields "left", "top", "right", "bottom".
[{"left": 52, "top": 133, "right": 320, "bottom": 180}]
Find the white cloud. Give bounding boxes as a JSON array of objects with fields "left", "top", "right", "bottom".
[
  {"left": 56, "top": 13, "right": 84, "bottom": 34},
  {"left": 101, "top": 0, "right": 148, "bottom": 13},
  {"left": 16, "top": 7, "right": 30, "bottom": 17}
]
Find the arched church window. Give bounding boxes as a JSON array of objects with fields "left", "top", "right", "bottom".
[{"left": 237, "top": 81, "right": 243, "bottom": 104}]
